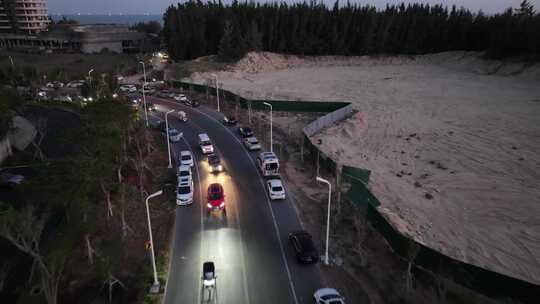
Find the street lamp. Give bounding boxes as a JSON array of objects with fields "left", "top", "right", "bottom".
[
  {"left": 211, "top": 74, "right": 220, "bottom": 112},
  {"left": 139, "top": 61, "right": 149, "bottom": 127},
  {"left": 145, "top": 190, "right": 164, "bottom": 293},
  {"left": 316, "top": 176, "right": 332, "bottom": 265},
  {"left": 8, "top": 55, "right": 14, "bottom": 69},
  {"left": 165, "top": 109, "right": 175, "bottom": 168},
  {"left": 88, "top": 68, "right": 94, "bottom": 86},
  {"left": 263, "top": 102, "right": 273, "bottom": 152}
]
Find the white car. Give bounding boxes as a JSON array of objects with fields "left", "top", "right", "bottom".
[
  {"left": 177, "top": 165, "right": 192, "bottom": 180},
  {"left": 58, "top": 95, "right": 72, "bottom": 102},
  {"left": 179, "top": 150, "right": 194, "bottom": 167},
  {"left": 174, "top": 94, "right": 188, "bottom": 102},
  {"left": 313, "top": 288, "right": 346, "bottom": 304},
  {"left": 267, "top": 179, "right": 286, "bottom": 200},
  {"left": 244, "top": 137, "right": 262, "bottom": 151},
  {"left": 168, "top": 128, "right": 183, "bottom": 142},
  {"left": 176, "top": 176, "right": 193, "bottom": 205},
  {"left": 67, "top": 80, "right": 85, "bottom": 88}
]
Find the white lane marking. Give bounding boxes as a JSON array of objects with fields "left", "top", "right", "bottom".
[
  {"left": 180, "top": 132, "right": 205, "bottom": 304},
  {"left": 155, "top": 99, "right": 299, "bottom": 304},
  {"left": 187, "top": 117, "right": 251, "bottom": 304}
]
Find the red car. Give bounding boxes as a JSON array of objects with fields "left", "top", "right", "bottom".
[{"left": 207, "top": 183, "right": 226, "bottom": 215}]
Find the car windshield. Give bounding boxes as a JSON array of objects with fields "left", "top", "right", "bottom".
[
  {"left": 208, "top": 155, "right": 220, "bottom": 164},
  {"left": 250, "top": 139, "right": 259, "bottom": 144},
  {"left": 179, "top": 170, "right": 189, "bottom": 176},
  {"left": 272, "top": 186, "right": 283, "bottom": 192},
  {"left": 178, "top": 186, "right": 190, "bottom": 194},
  {"left": 321, "top": 294, "right": 342, "bottom": 301},
  {"left": 181, "top": 155, "right": 191, "bottom": 160},
  {"left": 209, "top": 193, "right": 222, "bottom": 200},
  {"left": 201, "top": 140, "right": 211, "bottom": 146},
  {"left": 244, "top": 128, "right": 252, "bottom": 133}
]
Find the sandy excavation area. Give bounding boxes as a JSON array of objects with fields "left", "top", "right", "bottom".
[{"left": 187, "top": 52, "right": 540, "bottom": 285}]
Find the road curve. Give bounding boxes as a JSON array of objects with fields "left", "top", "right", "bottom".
[{"left": 149, "top": 96, "right": 322, "bottom": 304}]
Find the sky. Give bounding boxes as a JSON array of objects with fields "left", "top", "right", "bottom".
[{"left": 49, "top": 0, "right": 540, "bottom": 15}]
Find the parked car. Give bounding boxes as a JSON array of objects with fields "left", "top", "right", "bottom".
[
  {"left": 184, "top": 99, "right": 200, "bottom": 107},
  {"left": 178, "top": 111, "right": 188, "bottom": 122},
  {"left": 176, "top": 176, "right": 194, "bottom": 206},
  {"left": 244, "top": 136, "right": 261, "bottom": 151},
  {"left": 206, "top": 183, "right": 226, "bottom": 215},
  {"left": 222, "top": 115, "right": 237, "bottom": 126},
  {"left": 67, "top": 80, "right": 85, "bottom": 88},
  {"left": 177, "top": 165, "right": 192, "bottom": 180},
  {"left": 267, "top": 179, "right": 285, "bottom": 200},
  {"left": 238, "top": 126, "right": 254, "bottom": 138},
  {"left": 207, "top": 153, "right": 223, "bottom": 173},
  {"left": 313, "top": 288, "right": 346, "bottom": 304},
  {"left": 57, "top": 95, "right": 72, "bottom": 102},
  {"left": 288, "top": 231, "right": 319, "bottom": 264},
  {"left": 179, "top": 150, "right": 194, "bottom": 167},
  {"left": 174, "top": 94, "right": 187, "bottom": 102},
  {"left": 168, "top": 128, "right": 183, "bottom": 142}
]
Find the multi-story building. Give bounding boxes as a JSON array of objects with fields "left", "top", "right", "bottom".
[{"left": 0, "top": 0, "right": 50, "bottom": 35}]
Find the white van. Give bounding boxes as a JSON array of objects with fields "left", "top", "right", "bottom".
[
  {"left": 198, "top": 133, "right": 214, "bottom": 154},
  {"left": 257, "top": 151, "right": 279, "bottom": 176}
]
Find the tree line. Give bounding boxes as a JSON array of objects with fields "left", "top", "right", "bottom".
[{"left": 163, "top": 0, "right": 540, "bottom": 61}]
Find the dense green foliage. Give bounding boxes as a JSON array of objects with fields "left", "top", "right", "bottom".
[{"left": 163, "top": 0, "right": 540, "bottom": 61}]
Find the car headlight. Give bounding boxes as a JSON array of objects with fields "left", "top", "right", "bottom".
[
  {"left": 217, "top": 165, "right": 222, "bottom": 171},
  {"left": 207, "top": 203, "right": 212, "bottom": 209},
  {"left": 219, "top": 202, "right": 225, "bottom": 208}
]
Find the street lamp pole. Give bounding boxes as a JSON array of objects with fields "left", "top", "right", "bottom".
[
  {"left": 316, "top": 176, "right": 332, "bottom": 265},
  {"left": 165, "top": 110, "right": 174, "bottom": 168},
  {"left": 263, "top": 102, "right": 273, "bottom": 152},
  {"left": 139, "top": 61, "right": 149, "bottom": 127},
  {"left": 212, "top": 74, "right": 220, "bottom": 112},
  {"left": 145, "top": 190, "right": 164, "bottom": 293},
  {"left": 88, "top": 68, "right": 94, "bottom": 86}
]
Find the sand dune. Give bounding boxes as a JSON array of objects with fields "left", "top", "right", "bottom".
[{"left": 188, "top": 51, "right": 540, "bottom": 285}]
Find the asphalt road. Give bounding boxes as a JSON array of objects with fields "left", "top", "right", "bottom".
[{"left": 148, "top": 96, "right": 321, "bottom": 304}]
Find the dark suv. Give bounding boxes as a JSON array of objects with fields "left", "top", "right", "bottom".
[
  {"left": 289, "top": 231, "right": 319, "bottom": 264},
  {"left": 238, "top": 126, "right": 254, "bottom": 138}
]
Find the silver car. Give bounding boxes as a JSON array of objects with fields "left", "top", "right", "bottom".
[{"left": 244, "top": 136, "right": 261, "bottom": 151}]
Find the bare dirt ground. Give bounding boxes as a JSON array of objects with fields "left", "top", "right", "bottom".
[{"left": 187, "top": 51, "right": 540, "bottom": 287}]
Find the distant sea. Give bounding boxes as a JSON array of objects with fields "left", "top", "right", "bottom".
[{"left": 50, "top": 14, "right": 163, "bottom": 25}]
